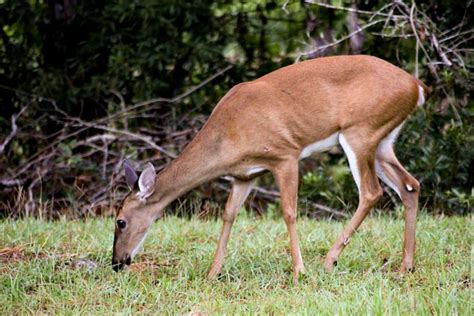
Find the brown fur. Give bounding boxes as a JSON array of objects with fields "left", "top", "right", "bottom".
[{"left": 113, "top": 55, "right": 427, "bottom": 281}]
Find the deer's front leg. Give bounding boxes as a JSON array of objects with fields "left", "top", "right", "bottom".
[
  {"left": 207, "top": 180, "right": 253, "bottom": 279},
  {"left": 273, "top": 160, "right": 305, "bottom": 284}
]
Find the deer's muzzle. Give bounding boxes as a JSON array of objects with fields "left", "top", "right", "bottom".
[{"left": 112, "top": 255, "right": 131, "bottom": 272}]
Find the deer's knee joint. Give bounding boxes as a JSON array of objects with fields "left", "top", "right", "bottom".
[
  {"left": 364, "top": 186, "right": 383, "bottom": 204},
  {"left": 283, "top": 210, "right": 297, "bottom": 224},
  {"left": 222, "top": 212, "right": 237, "bottom": 223}
]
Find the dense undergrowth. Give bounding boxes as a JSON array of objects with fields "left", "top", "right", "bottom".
[{"left": 1, "top": 0, "right": 472, "bottom": 218}]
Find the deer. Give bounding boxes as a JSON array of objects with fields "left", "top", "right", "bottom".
[{"left": 112, "top": 55, "right": 429, "bottom": 284}]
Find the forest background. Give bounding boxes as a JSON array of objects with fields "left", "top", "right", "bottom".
[{"left": 0, "top": 0, "right": 472, "bottom": 219}]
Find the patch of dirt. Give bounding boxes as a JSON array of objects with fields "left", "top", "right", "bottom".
[
  {"left": 459, "top": 276, "right": 472, "bottom": 289},
  {"left": 129, "top": 260, "right": 161, "bottom": 272},
  {"left": 0, "top": 246, "right": 25, "bottom": 262},
  {"left": 0, "top": 247, "right": 99, "bottom": 274},
  {"left": 64, "top": 259, "right": 98, "bottom": 271}
]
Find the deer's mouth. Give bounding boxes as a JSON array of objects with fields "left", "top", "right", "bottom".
[{"left": 112, "top": 255, "right": 132, "bottom": 272}]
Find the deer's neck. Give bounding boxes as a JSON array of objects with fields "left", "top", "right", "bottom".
[{"left": 149, "top": 128, "right": 226, "bottom": 212}]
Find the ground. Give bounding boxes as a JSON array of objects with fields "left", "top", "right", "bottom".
[{"left": 0, "top": 212, "right": 471, "bottom": 314}]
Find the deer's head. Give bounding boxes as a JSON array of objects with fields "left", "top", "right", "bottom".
[{"left": 112, "top": 160, "right": 160, "bottom": 271}]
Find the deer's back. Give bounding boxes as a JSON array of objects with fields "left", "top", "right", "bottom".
[{"left": 206, "top": 55, "right": 420, "bottom": 160}]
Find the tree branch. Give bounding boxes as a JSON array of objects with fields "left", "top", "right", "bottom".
[
  {"left": 304, "top": 0, "right": 403, "bottom": 19},
  {"left": 0, "top": 107, "right": 27, "bottom": 155},
  {"left": 296, "top": 19, "right": 385, "bottom": 61}
]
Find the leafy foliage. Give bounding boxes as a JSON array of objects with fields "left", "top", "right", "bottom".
[{"left": 0, "top": 0, "right": 472, "bottom": 217}]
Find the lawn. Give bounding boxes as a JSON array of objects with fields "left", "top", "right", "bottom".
[{"left": 0, "top": 212, "right": 471, "bottom": 314}]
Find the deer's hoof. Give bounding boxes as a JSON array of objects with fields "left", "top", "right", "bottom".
[
  {"left": 400, "top": 262, "right": 415, "bottom": 274},
  {"left": 323, "top": 258, "right": 337, "bottom": 272},
  {"left": 207, "top": 266, "right": 222, "bottom": 280}
]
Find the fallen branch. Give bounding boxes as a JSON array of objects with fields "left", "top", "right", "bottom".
[
  {"left": 252, "top": 185, "right": 347, "bottom": 218},
  {"left": 311, "top": 202, "right": 349, "bottom": 218}
]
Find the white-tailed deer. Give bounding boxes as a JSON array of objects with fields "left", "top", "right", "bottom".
[{"left": 112, "top": 55, "right": 429, "bottom": 283}]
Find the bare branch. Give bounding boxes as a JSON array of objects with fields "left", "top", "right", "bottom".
[
  {"left": 304, "top": 0, "right": 403, "bottom": 19},
  {"left": 101, "top": 64, "right": 234, "bottom": 124},
  {"left": 282, "top": 0, "right": 290, "bottom": 14},
  {"left": 370, "top": 32, "right": 414, "bottom": 38},
  {"left": 409, "top": 2, "right": 420, "bottom": 78},
  {"left": 296, "top": 19, "right": 385, "bottom": 61},
  {"left": 439, "top": 29, "right": 474, "bottom": 44},
  {"left": 0, "top": 107, "right": 27, "bottom": 155},
  {"left": 72, "top": 120, "right": 177, "bottom": 158}
]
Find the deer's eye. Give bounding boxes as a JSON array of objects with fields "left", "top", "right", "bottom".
[{"left": 116, "top": 219, "right": 127, "bottom": 229}]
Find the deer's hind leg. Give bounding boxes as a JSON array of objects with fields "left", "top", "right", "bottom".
[
  {"left": 376, "top": 141, "right": 420, "bottom": 273},
  {"left": 207, "top": 179, "right": 253, "bottom": 279},
  {"left": 324, "top": 131, "right": 383, "bottom": 271}
]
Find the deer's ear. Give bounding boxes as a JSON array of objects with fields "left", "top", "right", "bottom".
[
  {"left": 138, "top": 162, "right": 156, "bottom": 200},
  {"left": 123, "top": 159, "right": 138, "bottom": 189}
]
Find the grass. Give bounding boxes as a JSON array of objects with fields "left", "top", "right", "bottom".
[{"left": 0, "top": 211, "right": 472, "bottom": 314}]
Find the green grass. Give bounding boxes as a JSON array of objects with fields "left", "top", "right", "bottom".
[{"left": 0, "top": 212, "right": 472, "bottom": 314}]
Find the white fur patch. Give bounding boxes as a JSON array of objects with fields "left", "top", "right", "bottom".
[
  {"left": 299, "top": 132, "right": 340, "bottom": 159},
  {"left": 377, "top": 123, "right": 404, "bottom": 155},
  {"left": 375, "top": 121, "right": 405, "bottom": 197},
  {"left": 339, "top": 134, "right": 361, "bottom": 191},
  {"left": 238, "top": 180, "right": 254, "bottom": 200},
  {"left": 375, "top": 160, "right": 401, "bottom": 197},
  {"left": 131, "top": 230, "right": 149, "bottom": 259},
  {"left": 417, "top": 85, "right": 425, "bottom": 106},
  {"left": 245, "top": 167, "right": 265, "bottom": 176}
]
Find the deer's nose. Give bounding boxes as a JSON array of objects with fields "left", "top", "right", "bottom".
[
  {"left": 112, "top": 255, "right": 131, "bottom": 272},
  {"left": 112, "top": 261, "right": 124, "bottom": 272}
]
